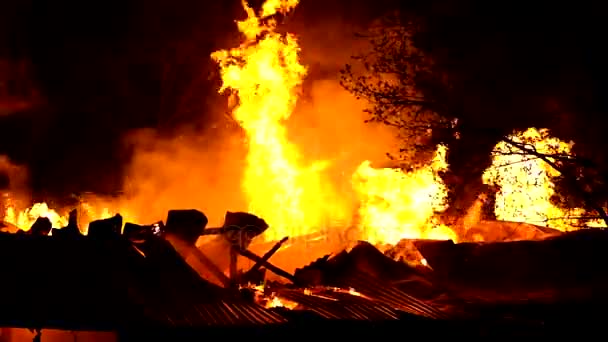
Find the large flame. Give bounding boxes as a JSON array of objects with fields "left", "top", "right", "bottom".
[
  {"left": 5, "top": 6, "right": 588, "bottom": 247},
  {"left": 482, "top": 127, "right": 583, "bottom": 230},
  {"left": 211, "top": 0, "right": 350, "bottom": 240},
  {"left": 2, "top": 0, "right": 458, "bottom": 246},
  {"left": 352, "top": 145, "right": 456, "bottom": 244}
]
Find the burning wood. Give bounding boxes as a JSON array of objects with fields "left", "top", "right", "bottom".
[
  {"left": 0, "top": 199, "right": 605, "bottom": 332},
  {"left": 246, "top": 236, "right": 289, "bottom": 276}
]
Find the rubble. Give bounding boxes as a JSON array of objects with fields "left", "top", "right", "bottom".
[
  {"left": 1, "top": 206, "right": 607, "bottom": 335},
  {"left": 165, "top": 209, "right": 208, "bottom": 245},
  {"left": 28, "top": 217, "right": 52, "bottom": 236},
  {"left": 88, "top": 214, "right": 122, "bottom": 239},
  {"left": 415, "top": 228, "right": 608, "bottom": 303},
  {"left": 462, "top": 220, "right": 563, "bottom": 242}
]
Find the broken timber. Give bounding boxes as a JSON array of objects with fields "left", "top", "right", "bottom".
[
  {"left": 164, "top": 233, "right": 232, "bottom": 288},
  {"left": 237, "top": 248, "right": 296, "bottom": 283},
  {"left": 198, "top": 227, "right": 295, "bottom": 284},
  {"left": 247, "top": 236, "right": 289, "bottom": 275}
]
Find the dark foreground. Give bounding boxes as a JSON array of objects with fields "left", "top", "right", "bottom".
[
  {"left": 119, "top": 311, "right": 608, "bottom": 340},
  {"left": 3, "top": 216, "right": 608, "bottom": 339}
]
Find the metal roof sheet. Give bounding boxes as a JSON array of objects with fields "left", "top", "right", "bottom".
[
  {"left": 0, "top": 233, "right": 286, "bottom": 330},
  {"left": 328, "top": 271, "right": 450, "bottom": 320}
]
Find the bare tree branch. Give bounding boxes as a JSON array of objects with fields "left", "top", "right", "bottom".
[{"left": 500, "top": 137, "right": 608, "bottom": 226}]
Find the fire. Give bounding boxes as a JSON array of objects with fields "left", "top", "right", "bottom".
[
  {"left": 6, "top": 4, "right": 576, "bottom": 248},
  {"left": 482, "top": 128, "right": 584, "bottom": 230},
  {"left": 15, "top": 2, "right": 582, "bottom": 248},
  {"left": 211, "top": 0, "right": 456, "bottom": 244},
  {"left": 265, "top": 295, "right": 299, "bottom": 310},
  {"left": 2, "top": 196, "right": 134, "bottom": 233},
  {"left": 242, "top": 283, "right": 300, "bottom": 309},
  {"left": 4, "top": 202, "right": 68, "bottom": 231},
  {"left": 211, "top": 0, "right": 350, "bottom": 240},
  {"left": 352, "top": 145, "right": 457, "bottom": 244}
]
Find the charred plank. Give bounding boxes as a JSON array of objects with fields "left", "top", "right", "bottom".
[
  {"left": 28, "top": 217, "right": 51, "bottom": 236},
  {"left": 165, "top": 210, "right": 208, "bottom": 245},
  {"left": 88, "top": 214, "right": 122, "bottom": 240}
]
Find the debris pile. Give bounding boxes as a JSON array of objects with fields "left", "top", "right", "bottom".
[{"left": 2, "top": 207, "right": 608, "bottom": 333}]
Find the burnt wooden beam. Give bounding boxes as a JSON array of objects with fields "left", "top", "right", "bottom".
[
  {"left": 229, "top": 246, "right": 238, "bottom": 287},
  {"left": 237, "top": 247, "right": 296, "bottom": 283},
  {"left": 165, "top": 234, "right": 232, "bottom": 288},
  {"left": 200, "top": 227, "right": 228, "bottom": 235},
  {"left": 247, "top": 237, "right": 288, "bottom": 275},
  {"left": 185, "top": 244, "right": 232, "bottom": 288}
]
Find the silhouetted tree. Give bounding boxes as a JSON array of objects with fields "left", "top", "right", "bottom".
[
  {"left": 340, "top": 8, "right": 608, "bottom": 226},
  {"left": 340, "top": 13, "right": 453, "bottom": 165}
]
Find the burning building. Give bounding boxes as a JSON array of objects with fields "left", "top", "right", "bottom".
[{"left": 0, "top": 0, "right": 607, "bottom": 339}]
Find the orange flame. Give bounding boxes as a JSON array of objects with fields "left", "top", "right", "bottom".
[
  {"left": 352, "top": 145, "right": 456, "bottom": 244},
  {"left": 211, "top": 0, "right": 351, "bottom": 241},
  {"left": 4, "top": 202, "right": 67, "bottom": 231}
]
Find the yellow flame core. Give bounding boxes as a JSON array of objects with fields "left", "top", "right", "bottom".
[
  {"left": 352, "top": 145, "right": 456, "bottom": 244},
  {"left": 4, "top": 202, "right": 68, "bottom": 231},
  {"left": 3, "top": 198, "right": 135, "bottom": 233},
  {"left": 482, "top": 127, "right": 582, "bottom": 230},
  {"left": 212, "top": 0, "right": 350, "bottom": 240}
]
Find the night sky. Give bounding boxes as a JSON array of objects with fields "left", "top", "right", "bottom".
[{"left": 0, "top": 0, "right": 607, "bottom": 201}]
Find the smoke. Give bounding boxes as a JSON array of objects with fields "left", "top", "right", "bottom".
[
  {"left": 118, "top": 124, "right": 248, "bottom": 226},
  {"left": 116, "top": 81, "right": 398, "bottom": 229},
  {"left": 289, "top": 79, "right": 399, "bottom": 192}
]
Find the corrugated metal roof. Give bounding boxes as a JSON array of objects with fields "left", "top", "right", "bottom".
[
  {"left": 0, "top": 231, "right": 452, "bottom": 330},
  {"left": 0, "top": 233, "right": 286, "bottom": 330},
  {"left": 150, "top": 301, "right": 286, "bottom": 327},
  {"left": 275, "top": 288, "right": 400, "bottom": 320},
  {"left": 116, "top": 237, "right": 287, "bottom": 327},
  {"left": 327, "top": 271, "right": 450, "bottom": 320}
]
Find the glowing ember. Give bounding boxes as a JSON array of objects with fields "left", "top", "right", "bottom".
[
  {"left": 245, "top": 283, "right": 372, "bottom": 310},
  {"left": 266, "top": 295, "right": 299, "bottom": 309},
  {"left": 483, "top": 128, "right": 584, "bottom": 230}
]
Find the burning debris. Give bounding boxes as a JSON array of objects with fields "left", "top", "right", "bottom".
[
  {"left": 0, "top": 0, "right": 606, "bottom": 335},
  {"left": 2, "top": 203, "right": 607, "bottom": 335}
]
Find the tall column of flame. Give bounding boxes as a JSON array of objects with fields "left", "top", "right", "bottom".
[{"left": 211, "top": 0, "right": 349, "bottom": 240}]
